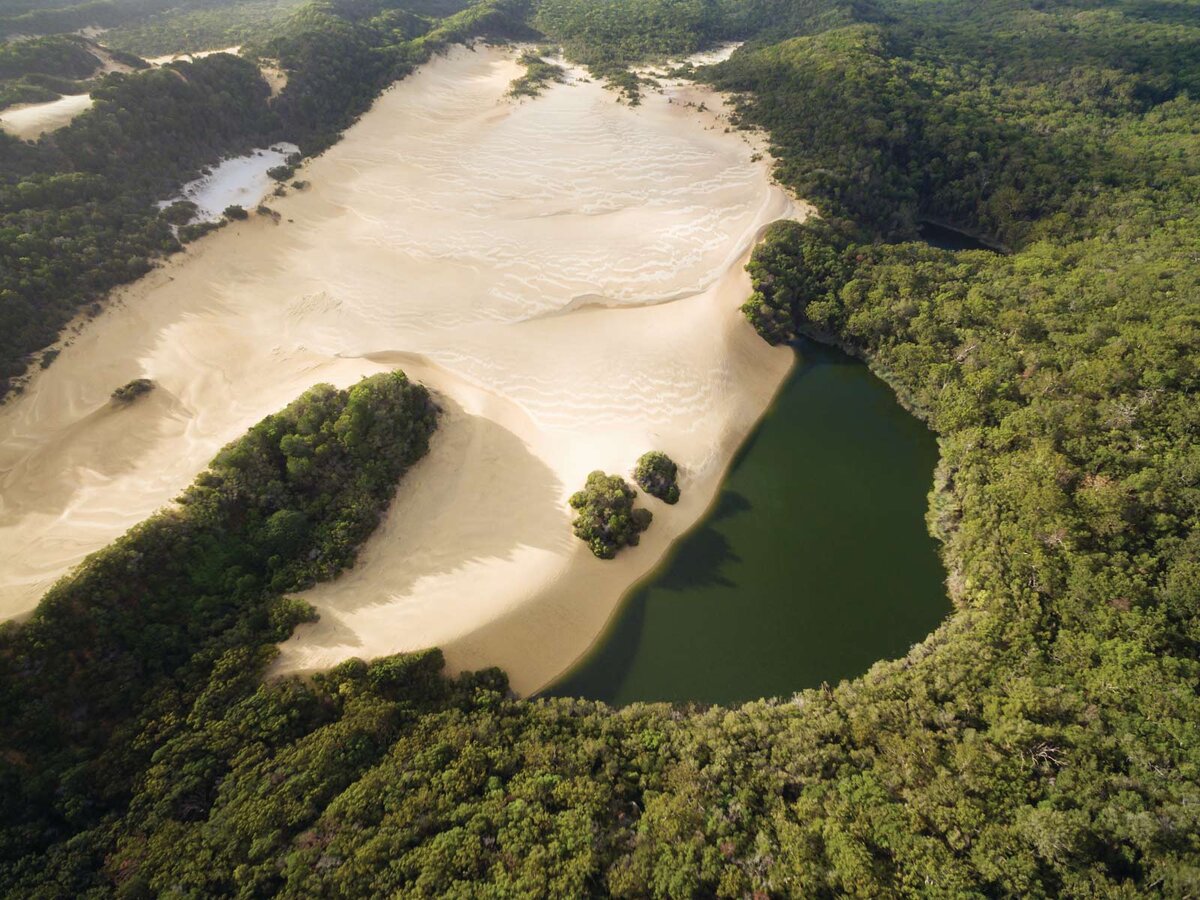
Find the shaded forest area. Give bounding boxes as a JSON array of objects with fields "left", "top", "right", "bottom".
[{"left": 1, "top": 0, "right": 1199, "bottom": 895}]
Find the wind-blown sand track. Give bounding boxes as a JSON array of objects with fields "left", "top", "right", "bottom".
[{"left": 0, "top": 45, "right": 802, "bottom": 693}]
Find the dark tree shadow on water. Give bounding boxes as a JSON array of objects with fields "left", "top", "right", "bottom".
[
  {"left": 654, "top": 523, "right": 739, "bottom": 592},
  {"left": 543, "top": 586, "right": 650, "bottom": 703},
  {"left": 542, "top": 491, "right": 749, "bottom": 701}
]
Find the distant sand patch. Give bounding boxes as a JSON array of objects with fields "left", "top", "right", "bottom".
[
  {"left": 0, "top": 44, "right": 805, "bottom": 694},
  {"left": 0, "top": 93, "right": 93, "bottom": 139},
  {"left": 145, "top": 45, "right": 242, "bottom": 66}
]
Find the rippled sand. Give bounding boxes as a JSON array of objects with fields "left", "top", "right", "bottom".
[{"left": 0, "top": 45, "right": 802, "bottom": 693}]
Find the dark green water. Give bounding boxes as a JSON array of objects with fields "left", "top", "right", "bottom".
[
  {"left": 543, "top": 339, "right": 947, "bottom": 706},
  {"left": 917, "top": 221, "right": 1002, "bottom": 253}
]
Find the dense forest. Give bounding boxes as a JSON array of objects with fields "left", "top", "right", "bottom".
[
  {"left": 0, "top": 370, "right": 438, "bottom": 891},
  {"left": 0, "top": 34, "right": 144, "bottom": 109},
  {"left": 1, "top": 0, "right": 1199, "bottom": 895}
]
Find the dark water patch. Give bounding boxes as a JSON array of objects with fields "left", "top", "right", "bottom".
[
  {"left": 543, "top": 340, "right": 947, "bottom": 706},
  {"left": 917, "top": 221, "right": 1004, "bottom": 252}
]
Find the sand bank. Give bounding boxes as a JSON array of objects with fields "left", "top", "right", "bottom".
[
  {"left": 162, "top": 142, "right": 300, "bottom": 221},
  {"left": 0, "top": 93, "right": 93, "bottom": 140},
  {"left": 0, "top": 44, "right": 802, "bottom": 693}
]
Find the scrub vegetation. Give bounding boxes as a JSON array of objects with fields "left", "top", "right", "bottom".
[
  {"left": 109, "top": 377, "right": 154, "bottom": 404},
  {"left": 507, "top": 48, "right": 565, "bottom": 97},
  {"left": 634, "top": 450, "right": 680, "bottom": 504},
  {"left": 1, "top": 0, "right": 1198, "bottom": 895},
  {"left": 0, "top": 370, "right": 438, "bottom": 895},
  {"left": 569, "top": 470, "right": 653, "bottom": 558}
]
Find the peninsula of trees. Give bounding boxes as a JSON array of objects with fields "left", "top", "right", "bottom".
[{"left": 1, "top": 0, "right": 1197, "bottom": 894}]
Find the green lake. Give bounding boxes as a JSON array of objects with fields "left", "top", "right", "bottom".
[{"left": 543, "top": 339, "right": 948, "bottom": 706}]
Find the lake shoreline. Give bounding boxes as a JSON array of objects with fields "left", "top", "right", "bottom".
[{"left": 0, "top": 44, "right": 803, "bottom": 696}]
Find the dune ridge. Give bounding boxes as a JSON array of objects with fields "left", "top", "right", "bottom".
[{"left": 0, "top": 44, "right": 804, "bottom": 693}]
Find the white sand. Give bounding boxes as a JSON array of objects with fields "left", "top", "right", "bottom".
[
  {"left": 145, "top": 46, "right": 242, "bottom": 66},
  {"left": 162, "top": 142, "right": 300, "bottom": 222},
  {"left": 0, "top": 45, "right": 805, "bottom": 693},
  {"left": 0, "top": 93, "right": 93, "bottom": 140}
]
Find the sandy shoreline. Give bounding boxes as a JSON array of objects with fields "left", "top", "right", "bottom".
[{"left": 0, "top": 44, "right": 803, "bottom": 694}]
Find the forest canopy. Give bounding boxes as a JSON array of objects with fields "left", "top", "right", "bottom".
[{"left": 1, "top": 0, "right": 1199, "bottom": 895}]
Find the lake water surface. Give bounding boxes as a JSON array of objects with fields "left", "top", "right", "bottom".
[{"left": 544, "top": 340, "right": 947, "bottom": 705}]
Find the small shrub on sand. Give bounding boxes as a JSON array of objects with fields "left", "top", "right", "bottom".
[
  {"left": 111, "top": 378, "right": 154, "bottom": 404},
  {"left": 569, "top": 471, "right": 652, "bottom": 559},
  {"left": 634, "top": 451, "right": 680, "bottom": 504}
]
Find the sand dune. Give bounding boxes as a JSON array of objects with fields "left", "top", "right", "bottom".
[
  {"left": 0, "top": 45, "right": 803, "bottom": 693},
  {"left": 0, "top": 93, "right": 93, "bottom": 140}
]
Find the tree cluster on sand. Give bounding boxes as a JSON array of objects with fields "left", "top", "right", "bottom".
[
  {"left": 633, "top": 450, "right": 680, "bottom": 504},
  {"left": 568, "top": 470, "right": 652, "bottom": 558}
]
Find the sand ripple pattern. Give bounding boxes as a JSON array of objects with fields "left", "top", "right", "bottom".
[{"left": 0, "top": 45, "right": 800, "bottom": 693}]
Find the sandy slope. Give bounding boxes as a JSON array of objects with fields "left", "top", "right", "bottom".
[
  {"left": 0, "top": 45, "right": 803, "bottom": 693},
  {"left": 0, "top": 93, "right": 93, "bottom": 139}
]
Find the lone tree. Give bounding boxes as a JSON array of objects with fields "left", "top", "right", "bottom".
[
  {"left": 569, "top": 471, "right": 652, "bottom": 559},
  {"left": 111, "top": 378, "right": 154, "bottom": 405},
  {"left": 223, "top": 204, "right": 249, "bottom": 220},
  {"left": 634, "top": 451, "right": 680, "bottom": 504}
]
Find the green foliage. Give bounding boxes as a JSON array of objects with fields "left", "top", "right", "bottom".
[
  {"left": 526, "top": 0, "right": 857, "bottom": 96},
  {"left": 0, "top": 371, "right": 437, "bottom": 876},
  {"left": 741, "top": 217, "right": 854, "bottom": 343},
  {"left": 160, "top": 198, "right": 198, "bottom": 224},
  {"left": 0, "top": 0, "right": 172, "bottom": 39},
  {"left": 4, "top": 0, "right": 1200, "bottom": 895},
  {"left": 569, "top": 470, "right": 653, "bottom": 558},
  {"left": 533, "top": 0, "right": 721, "bottom": 66},
  {"left": 110, "top": 376, "right": 154, "bottom": 403},
  {"left": 102, "top": 0, "right": 309, "bottom": 57},
  {"left": 0, "top": 35, "right": 100, "bottom": 81},
  {"left": 0, "top": 35, "right": 107, "bottom": 111},
  {"left": 633, "top": 451, "right": 680, "bottom": 504},
  {"left": 531, "top": 0, "right": 722, "bottom": 97},
  {"left": 507, "top": 48, "right": 565, "bottom": 97},
  {"left": 178, "top": 219, "right": 220, "bottom": 242}
]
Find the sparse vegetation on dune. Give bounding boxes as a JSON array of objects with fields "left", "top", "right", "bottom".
[
  {"left": 634, "top": 450, "right": 680, "bottom": 504},
  {"left": 0, "top": 0, "right": 1198, "bottom": 894},
  {"left": 507, "top": 48, "right": 565, "bottom": 97},
  {"left": 110, "top": 377, "right": 154, "bottom": 404},
  {"left": 569, "top": 470, "right": 653, "bottom": 558}
]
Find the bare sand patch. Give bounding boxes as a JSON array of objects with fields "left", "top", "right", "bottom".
[
  {"left": 0, "top": 44, "right": 803, "bottom": 693},
  {"left": 0, "top": 93, "right": 93, "bottom": 140},
  {"left": 163, "top": 142, "right": 300, "bottom": 221},
  {"left": 145, "top": 46, "right": 242, "bottom": 66}
]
